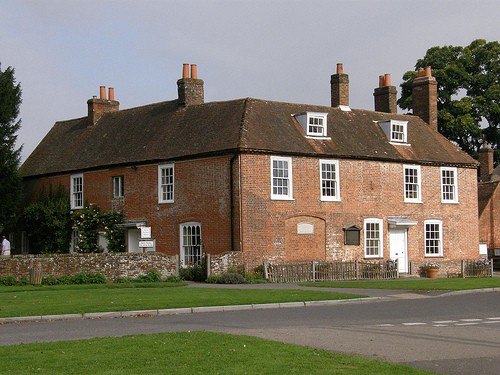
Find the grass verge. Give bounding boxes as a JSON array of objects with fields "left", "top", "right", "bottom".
[
  {"left": 300, "top": 277, "right": 500, "bottom": 290},
  {"left": 0, "top": 331, "right": 434, "bottom": 374},
  {"left": 0, "top": 283, "right": 364, "bottom": 318}
]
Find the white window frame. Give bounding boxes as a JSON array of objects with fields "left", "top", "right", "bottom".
[
  {"left": 364, "top": 218, "right": 383, "bottom": 258},
  {"left": 112, "top": 176, "right": 124, "bottom": 198},
  {"left": 403, "top": 165, "right": 421, "bottom": 203},
  {"left": 180, "top": 222, "right": 202, "bottom": 267},
  {"left": 307, "top": 113, "right": 328, "bottom": 137},
  {"left": 271, "top": 156, "right": 293, "bottom": 200},
  {"left": 320, "top": 159, "right": 341, "bottom": 201},
  {"left": 70, "top": 174, "right": 83, "bottom": 209},
  {"left": 378, "top": 120, "right": 409, "bottom": 145},
  {"left": 158, "top": 163, "right": 174, "bottom": 203},
  {"left": 440, "top": 167, "right": 458, "bottom": 203},
  {"left": 424, "top": 220, "right": 443, "bottom": 257}
]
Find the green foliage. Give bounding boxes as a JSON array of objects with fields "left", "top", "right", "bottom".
[
  {"left": 72, "top": 204, "right": 125, "bottom": 253},
  {"left": 23, "top": 185, "right": 72, "bottom": 253},
  {"left": 135, "top": 269, "right": 161, "bottom": 283},
  {"left": 399, "top": 39, "right": 500, "bottom": 163},
  {"left": 179, "top": 256, "right": 207, "bottom": 281},
  {"left": 41, "top": 272, "right": 107, "bottom": 285},
  {"left": 0, "top": 276, "right": 17, "bottom": 286},
  {"left": 0, "top": 65, "right": 23, "bottom": 231}
]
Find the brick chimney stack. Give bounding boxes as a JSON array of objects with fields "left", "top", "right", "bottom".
[
  {"left": 412, "top": 66, "right": 438, "bottom": 131},
  {"left": 87, "top": 86, "right": 119, "bottom": 126},
  {"left": 331, "top": 63, "right": 349, "bottom": 107},
  {"left": 177, "top": 63, "right": 204, "bottom": 107},
  {"left": 374, "top": 73, "right": 397, "bottom": 113},
  {"left": 479, "top": 141, "right": 494, "bottom": 182}
]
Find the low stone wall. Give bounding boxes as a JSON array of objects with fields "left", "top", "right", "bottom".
[
  {"left": 207, "top": 251, "right": 244, "bottom": 275},
  {"left": 0, "top": 253, "right": 179, "bottom": 281}
]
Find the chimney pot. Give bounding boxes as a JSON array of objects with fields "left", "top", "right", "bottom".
[
  {"left": 100, "top": 86, "right": 106, "bottom": 100},
  {"left": 182, "top": 63, "right": 189, "bottom": 79},
  {"left": 108, "top": 87, "right": 114, "bottom": 101},
  {"left": 417, "top": 68, "right": 425, "bottom": 77},
  {"left": 425, "top": 66, "right": 432, "bottom": 77},
  {"left": 190, "top": 64, "right": 198, "bottom": 79},
  {"left": 336, "top": 63, "right": 343, "bottom": 75},
  {"left": 384, "top": 73, "right": 391, "bottom": 87},
  {"left": 379, "top": 75, "right": 385, "bottom": 88}
]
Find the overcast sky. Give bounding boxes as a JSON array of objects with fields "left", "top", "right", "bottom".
[{"left": 2, "top": 0, "right": 499, "bottom": 162}]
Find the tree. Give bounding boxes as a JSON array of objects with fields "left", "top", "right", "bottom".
[
  {"left": 399, "top": 39, "right": 500, "bottom": 164},
  {"left": 0, "top": 64, "right": 23, "bottom": 232},
  {"left": 23, "top": 185, "right": 72, "bottom": 253}
]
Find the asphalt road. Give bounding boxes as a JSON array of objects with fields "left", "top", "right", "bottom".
[{"left": 1, "top": 290, "right": 499, "bottom": 374}]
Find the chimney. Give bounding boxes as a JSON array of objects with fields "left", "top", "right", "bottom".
[
  {"left": 177, "top": 63, "right": 204, "bottom": 107},
  {"left": 331, "top": 63, "right": 349, "bottom": 107},
  {"left": 373, "top": 73, "right": 397, "bottom": 113},
  {"left": 87, "top": 85, "right": 119, "bottom": 126},
  {"left": 479, "top": 141, "right": 494, "bottom": 182},
  {"left": 412, "top": 66, "right": 438, "bottom": 131}
]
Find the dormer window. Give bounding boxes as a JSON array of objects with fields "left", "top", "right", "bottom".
[
  {"left": 378, "top": 120, "right": 409, "bottom": 145},
  {"left": 294, "top": 112, "right": 329, "bottom": 139}
]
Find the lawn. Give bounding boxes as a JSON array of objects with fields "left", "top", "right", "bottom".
[
  {"left": 300, "top": 277, "right": 500, "bottom": 290},
  {"left": 0, "top": 283, "right": 364, "bottom": 318},
  {"left": 0, "top": 331, "right": 434, "bottom": 374}
]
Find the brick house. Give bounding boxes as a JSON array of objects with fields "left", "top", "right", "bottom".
[
  {"left": 19, "top": 63, "right": 480, "bottom": 272},
  {"left": 478, "top": 143, "right": 500, "bottom": 264}
]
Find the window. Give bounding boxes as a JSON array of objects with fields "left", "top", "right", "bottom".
[
  {"left": 425, "top": 220, "right": 443, "bottom": 256},
  {"left": 379, "top": 120, "right": 408, "bottom": 144},
  {"left": 271, "top": 156, "right": 293, "bottom": 200},
  {"left": 180, "top": 222, "right": 202, "bottom": 267},
  {"left": 294, "top": 112, "right": 329, "bottom": 138},
  {"left": 70, "top": 228, "right": 80, "bottom": 253},
  {"left": 158, "top": 164, "right": 174, "bottom": 203},
  {"left": 70, "top": 174, "right": 83, "bottom": 209},
  {"left": 320, "top": 160, "right": 340, "bottom": 201},
  {"left": 364, "top": 218, "right": 383, "bottom": 258},
  {"left": 404, "top": 165, "right": 421, "bottom": 203},
  {"left": 441, "top": 167, "right": 458, "bottom": 203},
  {"left": 113, "top": 176, "right": 124, "bottom": 198}
]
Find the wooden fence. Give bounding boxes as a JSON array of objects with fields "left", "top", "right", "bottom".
[
  {"left": 462, "top": 259, "right": 493, "bottom": 278},
  {"left": 263, "top": 260, "right": 398, "bottom": 283}
]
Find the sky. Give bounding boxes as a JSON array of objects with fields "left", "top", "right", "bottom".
[{"left": 1, "top": 0, "right": 499, "bottom": 162}]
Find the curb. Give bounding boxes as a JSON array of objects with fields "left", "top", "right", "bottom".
[{"left": 0, "top": 297, "right": 381, "bottom": 324}]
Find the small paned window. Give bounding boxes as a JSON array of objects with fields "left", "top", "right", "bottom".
[
  {"left": 441, "top": 167, "right": 458, "bottom": 203},
  {"left": 113, "top": 176, "right": 124, "bottom": 198},
  {"left": 320, "top": 160, "right": 340, "bottom": 201},
  {"left": 158, "top": 164, "right": 174, "bottom": 203},
  {"left": 425, "top": 220, "right": 443, "bottom": 256},
  {"left": 379, "top": 120, "right": 408, "bottom": 144},
  {"left": 180, "top": 222, "right": 202, "bottom": 267},
  {"left": 391, "top": 122, "right": 405, "bottom": 142},
  {"left": 271, "top": 156, "right": 293, "bottom": 200},
  {"left": 70, "top": 174, "right": 83, "bottom": 209},
  {"left": 308, "top": 116, "right": 326, "bottom": 136},
  {"left": 404, "top": 165, "right": 421, "bottom": 203},
  {"left": 294, "top": 112, "right": 328, "bottom": 138},
  {"left": 364, "top": 218, "right": 383, "bottom": 258}
]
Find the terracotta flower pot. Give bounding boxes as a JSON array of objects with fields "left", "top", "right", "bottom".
[{"left": 426, "top": 268, "right": 439, "bottom": 278}]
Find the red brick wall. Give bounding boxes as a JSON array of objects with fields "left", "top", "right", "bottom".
[
  {"left": 24, "top": 155, "right": 234, "bottom": 258},
  {"left": 479, "top": 182, "right": 500, "bottom": 250},
  {"left": 239, "top": 154, "right": 479, "bottom": 268}
]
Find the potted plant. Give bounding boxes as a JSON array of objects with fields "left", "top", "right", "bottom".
[{"left": 423, "top": 261, "right": 440, "bottom": 278}]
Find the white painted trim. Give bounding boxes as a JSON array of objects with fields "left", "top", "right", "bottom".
[
  {"left": 271, "top": 156, "right": 293, "bottom": 200},
  {"left": 319, "top": 159, "right": 341, "bottom": 202},
  {"left": 158, "top": 163, "right": 175, "bottom": 204},
  {"left": 364, "top": 218, "right": 384, "bottom": 258},
  {"left": 403, "top": 164, "right": 422, "bottom": 203}
]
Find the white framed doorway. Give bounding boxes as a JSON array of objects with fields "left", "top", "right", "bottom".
[{"left": 389, "top": 227, "right": 408, "bottom": 273}]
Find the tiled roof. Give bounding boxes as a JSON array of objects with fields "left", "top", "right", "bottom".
[{"left": 20, "top": 97, "right": 477, "bottom": 178}]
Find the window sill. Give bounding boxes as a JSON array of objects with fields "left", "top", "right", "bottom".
[{"left": 271, "top": 197, "right": 295, "bottom": 201}]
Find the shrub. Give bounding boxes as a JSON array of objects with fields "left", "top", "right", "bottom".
[
  {"left": 135, "top": 269, "right": 161, "bottom": 283},
  {"left": 245, "top": 272, "right": 268, "bottom": 284},
  {"left": 216, "top": 272, "right": 246, "bottom": 284},
  {"left": 180, "top": 258, "right": 207, "bottom": 282},
  {"left": 206, "top": 274, "right": 220, "bottom": 284},
  {"left": 0, "top": 276, "right": 17, "bottom": 286}
]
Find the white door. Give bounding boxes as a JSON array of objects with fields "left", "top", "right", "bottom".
[
  {"left": 127, "top": 229, "right": 141, "bottom": 253},
  {"left": 389, "top": 227, "right": 408, "bottom": 273}
]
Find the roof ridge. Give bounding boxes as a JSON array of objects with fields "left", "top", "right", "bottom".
[{"left": 237, "top": 97, "right": 252, "bottom": 148}]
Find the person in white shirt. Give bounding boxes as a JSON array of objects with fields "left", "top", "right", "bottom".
[{"left": 1, "top": 236, "right": 10, "bottom": 256}]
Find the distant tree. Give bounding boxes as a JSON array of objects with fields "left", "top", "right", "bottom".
[
  {"left": 399, "top": 39, "right": 500, "bottom": 164},
  {"left": 0, "top": 64, "right": 23, "bottom": 232}
]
